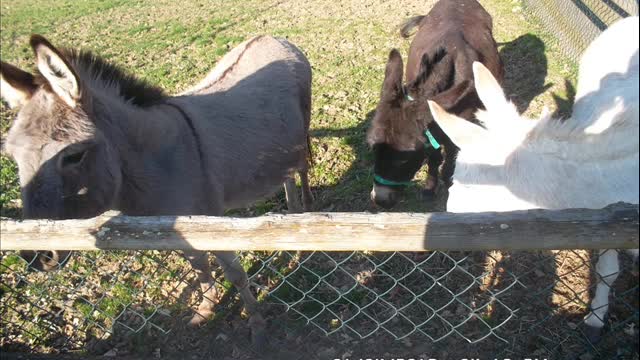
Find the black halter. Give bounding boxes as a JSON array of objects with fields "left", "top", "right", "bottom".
[{"left": 372, "top": 87, "right": 442, "bottom": 187}]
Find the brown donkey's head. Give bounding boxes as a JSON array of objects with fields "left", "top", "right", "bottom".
[{"left": 367, "top": 49, "right": 472, "bottom": 208}]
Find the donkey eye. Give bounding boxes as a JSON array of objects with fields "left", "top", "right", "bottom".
[{"left": 61, "top": 149, "right": 87, "bottom": 169}]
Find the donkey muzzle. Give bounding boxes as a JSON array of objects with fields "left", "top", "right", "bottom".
[
  {"left": 371, "top": 184, "right": 400, "bottom": 209},
  {"left": 19, "top": 250, "right": 71, "bottom": 272}
]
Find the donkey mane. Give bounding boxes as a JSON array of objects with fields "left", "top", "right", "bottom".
[
  {"left": 401, "top": 48, "right": 455, "bottom": 136},
  {"left": 369, "top": 48, "right": 455, "bottom": 147},
  {"left": 41, "top": 48, "right": 167, "bottom": 106}
]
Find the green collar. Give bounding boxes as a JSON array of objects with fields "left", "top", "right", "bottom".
[
  {"left": 424, "top": 129, "right": 441, "bottom": 150},
  {"left": 372, "top": 99, "right": 441, "bottom": 187},
  {"left": 403, "top": 88, "right": 441, "bottom": 150},
  {"left": 373, "top": 174, "right": 412, "bottom": 187}
]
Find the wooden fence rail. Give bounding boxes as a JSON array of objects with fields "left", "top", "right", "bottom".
[{"left": 1, "top": 203, "right": 638, "bottom": 252}]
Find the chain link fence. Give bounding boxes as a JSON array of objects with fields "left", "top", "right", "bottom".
[
  {"left": 523, "top": 0, "right": 639, "bottom": 61},
  {"left": 1, "top": 248, "right": 638, "bottom": 358}
]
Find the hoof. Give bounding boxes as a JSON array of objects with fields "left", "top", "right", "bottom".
[
  {"left": 287, "top": 204, "right": 303, "bottom": 214},
  {"left": 251, "top": 328, "right": 269, "bottom": 352},
  {"left": 303, "top": 201, "right": 313, "bottom": 212},
  {"left": 186, "top": 308, "right": 214, "bottom": 327},
  {"left": 249, "top": 314, "right": 268, "bottom": 352},
  {"left": 583, "top": 324, "right": 603, "bottom": 343}
]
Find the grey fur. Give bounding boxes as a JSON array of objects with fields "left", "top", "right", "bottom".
[{"left": 1, "top": 34, "right": 313, "bottom": 347}]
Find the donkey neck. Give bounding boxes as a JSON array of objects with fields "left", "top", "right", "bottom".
[
  {"left": 92, "top": 93, "right": 212, "bottom": 215},
  {"left": 454, "top": 127, "right": 639, "bottom": 210},
  {"left": 88, "top": 89, "right": 185, "bottom": 148},
  {"left": 526, "top": 108, "right": 639, "bottom": 164}
]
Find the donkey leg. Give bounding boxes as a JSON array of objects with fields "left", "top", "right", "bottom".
[
  {"left": 299, "top": 169, "right": 313, "bottom": 212},
  {"left": 440, "top": 144, "right": 458, "bottom": 189},
  {"left": 283, "top": 177, "right": 303, "bottom": 213},
  {"left": 627, "top": 248, "right": 639, "bottom": 278},
  {"left": 214, "top": 251, "right": 267, "bottom": 349},
  {"left": 584, "top": 249, "right": 620, "bottom": 343},
  {"left": 183, "top": 250, "right": 218, "bottom": 326}
]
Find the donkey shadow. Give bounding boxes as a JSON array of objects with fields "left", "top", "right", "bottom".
[
  {"left": 80, "top": 214, "right": 276, "bottom": 359},
  {"left": 6, "top": 31, "right": 610, "bottom": 359},
  {"left": 499, "top": 33, "right": 577, "bottom": 119},
  {"left": 309, "top": 110, "right": 441, "bottom": 213},
  {"left": 302, "top": 33, "right": 554, "bottom": 214},
  {"left": 498, "top": 33, "right": 551, "bottom": 114},
  {"left": 248, "top": 32, "right": 565, "bottom": 357}
]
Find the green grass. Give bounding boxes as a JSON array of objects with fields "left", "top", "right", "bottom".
[
  {"left": 0, "top": 0, "right": 140, "bottom": 41},
  {"left": 0, "top": 0, "right": 584, "bottom": 354},
  {"left": 0, "top": 253, "right": 26, "bottom": 275},
  {"left": 0, "top": 0, "right": 579, "bottom": 216}
]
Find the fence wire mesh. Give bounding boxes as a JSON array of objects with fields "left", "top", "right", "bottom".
[
  {"left": 522, "top": 0, "right": 639, "bottom": 61},
  {"left": 1, "top": 249, "right": 638, "bottom": 358}
]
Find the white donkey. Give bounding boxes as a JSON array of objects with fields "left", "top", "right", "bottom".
[{"left": 427, "top": 16, "right": 639, "bottom": 342}]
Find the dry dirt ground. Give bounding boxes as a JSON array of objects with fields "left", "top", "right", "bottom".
[{"left": 1, "top": 0, "right": 638, "bottom": 359}]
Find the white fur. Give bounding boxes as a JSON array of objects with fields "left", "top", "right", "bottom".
[
  {"left": 0, "top": 76, "right": 29, "bottom": 108},
  {"left": 33, "top": 44, "right": 80, "bottom": 108},
  {"left": 430, "top": 17, "right": 639, "bottom": 333},
  {"left": 371, "top": 183, "right": 394, "bottom": 203}
]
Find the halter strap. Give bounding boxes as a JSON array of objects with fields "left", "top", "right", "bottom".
[
  {"left": 403, "top": 85, "right": 441, "bottom": 150},
  {"left": 373, "top": 174, "right": 413, "bottom": 187},
  {"left": 402, "top": 84, "right": 415, "bottom": 102},
  {"left": 424, "top": 129, "right": 441, "bottom": 150},
  {"left": 373, "top": 87, "right": 441, "bottom": 186}
]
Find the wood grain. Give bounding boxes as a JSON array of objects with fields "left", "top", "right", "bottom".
[{"left": 1, "top": 203, "right": 637, "bottom": 251}]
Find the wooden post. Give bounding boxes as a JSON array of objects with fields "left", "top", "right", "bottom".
[{"left": 1, "top": 203, "right": 638, "bottom": 251}]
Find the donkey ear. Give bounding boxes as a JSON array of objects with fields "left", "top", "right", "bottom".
[
  {"left": 430, "top": 79, "right": 473, "bottom": 110},
  {"left": 30, "top": 35, "right": 81, "bottom": 108},
  {"left": 428, "top": 100, "right": 487, "bottom": 149},
  {"left": 1, "top": 61, "right": 37, "bottom": 108},
  {"left": 380, "top": 49, "right": 404, "bottom": 101},
  {"left": 473, "top": 62, "right": 507, "bottom": 111}
]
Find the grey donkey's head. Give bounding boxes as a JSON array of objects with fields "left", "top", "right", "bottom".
[{"left": 1, "top": 35, "right": 124, "bottom": 270}]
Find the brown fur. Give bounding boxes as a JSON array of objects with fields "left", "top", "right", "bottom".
[{"left": 367, "top": 0, "right": 504, "bottom": 207}]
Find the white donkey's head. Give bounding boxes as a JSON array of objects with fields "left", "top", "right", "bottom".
[
  {"left": 426, "top": 62, "right": 545, "bottom": 212},
  {"left": 428, "top": 62, "right": 539, "bottom": 167},
  {"left": 429, "top": 54, "right": 638, "bottom": 212}
]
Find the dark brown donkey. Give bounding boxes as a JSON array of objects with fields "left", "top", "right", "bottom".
[
  {"left": 367, "top": 0, "right": 503, "bottom": 208},
  {"left": 0, "top": 34, "right": 313, "bottom": 346}
]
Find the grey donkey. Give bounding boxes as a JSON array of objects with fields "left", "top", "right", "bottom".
[{"left": 0, "top": 34, "right": 313, "bottom": 347}]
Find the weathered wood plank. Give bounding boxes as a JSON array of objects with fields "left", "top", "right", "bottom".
[{"left": 1, "top": 203, "right": 638, "bottom": 251}]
